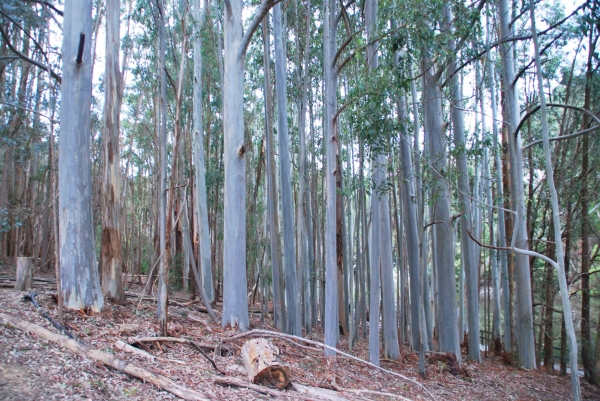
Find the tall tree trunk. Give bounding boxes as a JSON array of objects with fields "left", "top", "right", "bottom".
[
  {"left": 193, "top": 0, "right": 214, "bottom": 303},
  {"left": 222, "top": 0, "right": 249, "bottom": 330},
  {"left": 273, "top": 3, "right": 299, "bottom": 335},
  {"left": 59, "top": 0, "right": 104, "bottom": 312},
  {"left": 486, "top": 8, "right": 511, "bottom": 351},
  {"left": 396, "top": 82, "right": 423, "bottom": 362},
  {"left": 497, "top": 0, "right": 535, "bottom": 368},
  {"left": 262, "top": 18, "right": 285, "bottom": 331},
  {"left": 529, "top": 2, "right": 580, "bottom": 397},
  {"left": 101, "top": 0, "right": 125, "bottom": 304},
  {"left": 422, "top": 56, "right": 460, "bottom": 362},
  {"left": 323, "top": 0, "right": 339, "bottom": 356},
  {"left": 448, "top": 38, "right": 479, "bottom": 363},
  {"left": 580, "top": 1, "right": 596, "bottom": 383},
  {"left": 156, "top": 0, "right": 169, "bottom": 335}
]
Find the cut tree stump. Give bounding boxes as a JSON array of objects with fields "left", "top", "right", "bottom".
[
  {"left": 241, "top": 338, "right": 290, "bottom": 389},
  {"left": 15, "top": 257, "right": 33, "bottom": 291}
]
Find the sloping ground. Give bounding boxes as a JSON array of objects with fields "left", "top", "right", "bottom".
[{"left": 1, "top": 264, "right": 599, "bottom": 400}]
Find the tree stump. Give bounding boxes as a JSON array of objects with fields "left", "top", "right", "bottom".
[
  {"left": 15, "top": 257, "right": 33, "bottom": 291},
  {"left": 241, "top": 338, "right": 290, "bottom": 389}
]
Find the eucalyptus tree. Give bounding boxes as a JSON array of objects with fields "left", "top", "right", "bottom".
[
  {"left": 497, "top": 0, "right": 536, "bottom": 368},
  {"left": 529, "top": 1, "right": 580, "bottom": 397},
  {"left": 486, "top": 8, "right": 511, "bottom": 351},
  {"left": 422, "top": 55, "right": 460, "bottom": 361},
  {"left": 156, "top": 0, "right": 168, "bottom": 336},
  {"left": 221, "top": 0, "right": 278, "bottom": 330},
  {"left": 262, "top": 18, "right": 285, "bottom": 331},
  {"left": 296, "top": 0, "right": 313, "bottom": 334},
  {"left": 100, "top": 0, "right": 125, "bottom": 304},
  {"left": 444, "top": 4, "right": 479, "bottom": 362},
  {"left": 394, "top": 51, "right": 423, "bottom": 362},
  {"left": 364, "top": 0, "right": 399, "bottom": 363},
  {"left": 323, "top": 0, "right": 339, "bottom": 356},
  {"left": 273, "top": 3, "right": 299, "bottom": 335},
  {"left": 59, "top": 0, "right": 103, "bottom": 311},
  {"left": 192, "top": 0, "right": 214, "bottom": 303}
]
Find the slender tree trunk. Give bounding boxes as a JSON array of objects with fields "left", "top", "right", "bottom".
[
  {"left": 262, "top": 18, "right": 285, "bottom": 331},
  {"left": 396, "top": 83, "right": 423, "bottom": 362},
  {"left": 273, "top": 3, "right": 299, "bottom": 335},
  {"left": 101, "top": 0, "right": 125, "bottom": 304},
  {"left": 323, "top": 0, "right": 339, "bottom": 356},
  {"left": 530, "top": 2, "right": 580, "bottom": 397},
  {"left": 422, "top": 56, "right": 460, "bottom": 362},
  {"left": 59, "top": 0, "right": 104, "bottom": 312},
  {"left": 193, "top": 0, "right": 214, "bottom": 303},
  {"left": 156, "top": 0, "right": 169, "bottom": 335},
  {"left": 497, "top": 0, "right": 535, "bottom": 368}
]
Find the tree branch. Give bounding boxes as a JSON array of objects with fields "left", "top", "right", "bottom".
[
  {"left": 0, "top": 24, "right": 61, "bottom": 83},
  {"left": 21, "top": 0, "right": 64, "bottom": 16},
  {"left": 238, "top": 0, "right": 281, "bottom": 59},
  {"left": 515, "top": 103, "right": 600, "bottom": 139}
]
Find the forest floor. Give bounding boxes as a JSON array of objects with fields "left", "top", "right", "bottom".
[{"left": 1, "top": 263, "right": 599, "bottom": 400}]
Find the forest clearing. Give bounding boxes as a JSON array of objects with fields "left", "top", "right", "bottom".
[{"left": 2, "top": 0, "right": 600, "bottom": 399}]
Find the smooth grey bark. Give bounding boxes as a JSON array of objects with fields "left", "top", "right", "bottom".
[
  {"left": 397, "top": 87, "right": 423, "bottom": 355},
  {"left": 296, "top": 0, "right": 312, "bottom": 334},
  {"left": 480, "top": 77, "right": 501, "bottom": 346},
  {"left": 262, "top": 19, "right": 285, "bottom": 331},
  {"left": 100, "top": 0, "right": 125, "bottom": 304},
  {"left": 193, "top": 0, "right": 214, "bottom": 303},
  {"left": 222, "top": 0, "right": 249, "bottom": 330},
  {"left": 323, "top": 0, "right": 339, "bottom": 357},
  {"left": 366, "top": 0, "right": 381, "bottom": 365},
  {"left": 497, "top": 0, "right": 536, "bottom": 368},
  {"left": 380, "top": 171, "right": 400, "bottom": 359},
  {"left": 59, "top": 0, "right": 103, "bottom": 311},
  {"left": 486, "top": 8, "right": 511, "bottom": 351},
  {"left": 446, "top": 34, "right": 480, "bottom": 360},
  {"left": 422, "top": 58, "right": 460, "bottom": 362},
  {"left": 221, "top": 0, "right": 277, "bottom": 330},
  {"left": 156, "top": 0, "right": 168, "bottom": 336},
  {"left": 273, "top": 3, "right": 299, "bottom": 335},
  {"left": 530, "top": 2, "right": 580, "bottom": 398}
]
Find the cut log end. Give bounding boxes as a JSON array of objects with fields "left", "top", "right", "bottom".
[
  {"left": 254, "top": 365, "right": 290, "bottom": 390},
  {"left": 241, "top": 338, "right": 291, "bottom": 390}
]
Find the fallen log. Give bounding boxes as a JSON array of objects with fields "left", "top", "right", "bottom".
[
  {"left": 241, "top": 338, "right": 290, "bottom": 389},
  {"left": 114, "top": 340, "right": 186, "bottom": 365},
  {"left": 131, "top": 336, "right": 227, "bottom": 374},
  {"left": 224, "top": 329, "right": 436, "bottom": 401},
  {"left": 0, "top": 313, "right": 213, "bottom": 401},
  {"left": 214, "top": 376, "right": 321, "bottom": 401}
]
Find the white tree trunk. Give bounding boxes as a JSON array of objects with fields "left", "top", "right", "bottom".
[
  {"left": 59, "top": 0, "right": 103, "bottom": 312},
  {"left": 530, "top": 2, "right": 580, "bottom": 397}
]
